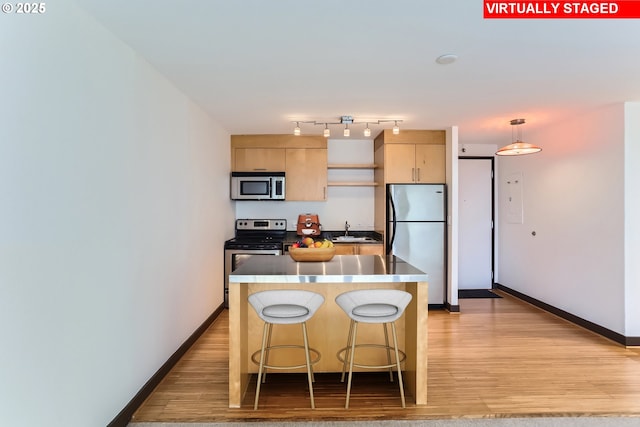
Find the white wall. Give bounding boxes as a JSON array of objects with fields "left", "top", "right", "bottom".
[
  {"left": 0, "top": 3, "right": 233, "bottom": 426},
  {"left": 624, "top": 102, "right": 640, "bottom": 336},
  {"left": 458, "top": 143, "right": 498, "bottom": 157},
  {"left": 446, "top": 127, "right": 460, "bottom": 307},
  {"left": 497, "top": 104, "right": 626, "bottom": 334},
  {"left": 235, "top": 139, "right": 376, "bottom": 232}
]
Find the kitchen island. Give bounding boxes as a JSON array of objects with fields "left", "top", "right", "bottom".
[{"left": 227, "top": 254, "right": 429, "bottom": 408}]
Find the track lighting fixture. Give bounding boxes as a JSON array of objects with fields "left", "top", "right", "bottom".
[
  {"left": 291, "top": 115, "right": 403, "bottom": 138},
  {"left": 495, "top": 118, "right": 542, "bottom": 156}
]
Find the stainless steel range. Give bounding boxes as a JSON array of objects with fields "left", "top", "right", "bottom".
[{"left": 223, "top": 219, "right": 287, "bottom": 308}]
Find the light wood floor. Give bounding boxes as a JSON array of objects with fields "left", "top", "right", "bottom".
[{"left": 131, "top": 291, "right": 640, "bottom": 423}]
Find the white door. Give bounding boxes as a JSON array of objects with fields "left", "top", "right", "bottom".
[{"left": 458, "top": 158, "right": 493, "bottom": 290}]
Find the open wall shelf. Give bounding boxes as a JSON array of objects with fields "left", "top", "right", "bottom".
[
  {"left": 327, "top": 164, "right": 379, "bottom": 186},
  {"left": 328, "top": 163, "right": 378, "bottom": 169},
  {"left": 327, "top": 182, "right": 379, "bottom": 187}
]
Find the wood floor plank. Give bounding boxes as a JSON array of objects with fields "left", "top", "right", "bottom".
[{"left": 131, "top": 291, "right": 640, "bottom": 423}]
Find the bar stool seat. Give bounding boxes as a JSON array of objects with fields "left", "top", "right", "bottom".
[
  {"left": 335, "top": 289, "right": 412, "bottom": 408},
  {"left": 248, "top": 290, "right": 324, "bottom": 409}
]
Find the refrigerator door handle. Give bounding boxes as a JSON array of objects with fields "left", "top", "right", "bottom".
[{"left": 387, "top": 192, "right": 397, "bottom": 254}]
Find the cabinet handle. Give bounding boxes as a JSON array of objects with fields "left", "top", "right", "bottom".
[
  {"left": 253, "top": 168, "right": 267, "bottom": 171},
  {"left": 417, "top": 168, "right": 421, "bottom": 182},
  {"left": 412, "top": 168, "right": 415, "bottom": 182},
  {"left": 324, "top": 186, "right": 326, "bottom": 200}
]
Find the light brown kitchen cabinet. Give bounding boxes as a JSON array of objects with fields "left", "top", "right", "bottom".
[
  {"left": 384, "top": 143, "right": 445, "bottom": 183},
  {"left": 415, "top": 144, "right": 446, "bottom": 183},
  {"left": 334, "top": 243, "right": 384, "bottom": 256},
  {"left": 285, "top": 148, "right": 327, "bottom": 201},
  {"left": 384, "top": 144, "right": 416, "bottom": 183},
  {"left": 231, "top": 135, "right": 328, "bottom": 201},
  {"left": 357, "top": 243, "right": 384, "bottom": 256},
  {"left": 233, "top": 148, "right": 285, "bottom": 172},
  {"left": 334, "top": 244, "right": 357, "bottom": 255}
]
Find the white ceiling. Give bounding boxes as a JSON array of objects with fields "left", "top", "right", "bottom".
[{"left": 77, "top": 0, "right": 640, "bottom": 145}]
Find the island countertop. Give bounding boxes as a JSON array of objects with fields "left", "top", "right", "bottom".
[{"left": 229, "top": 254, "right": 428, "bottom": 284}]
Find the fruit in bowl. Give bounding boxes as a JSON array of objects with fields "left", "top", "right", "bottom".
[
  {"left": 289, "top": 238, "right": 335, "bottom": 261},
  {"left": 292, "top": 237, "right": 334, "bottom": 249}
]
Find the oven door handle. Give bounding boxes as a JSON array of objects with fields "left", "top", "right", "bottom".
[{"left": 225, "top": 249, "right": 282, "bottom": 256}]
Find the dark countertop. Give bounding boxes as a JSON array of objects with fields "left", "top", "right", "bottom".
[{"left": 284, "top": 230, "right": 383, "bottom": 244}]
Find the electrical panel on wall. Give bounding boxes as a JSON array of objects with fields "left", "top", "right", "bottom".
[{"left": 504, "top": 172, "right": 524, "bottom": 224}]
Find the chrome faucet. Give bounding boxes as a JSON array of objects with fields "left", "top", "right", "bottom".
[{"left": 344, "top": 221, "right": 350, "bottom": 236}]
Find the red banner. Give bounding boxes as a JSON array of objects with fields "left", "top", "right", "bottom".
[{"left": 484, "top": 1, "right": 640, "bottom": 18}]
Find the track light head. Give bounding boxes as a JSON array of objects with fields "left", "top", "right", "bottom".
[{"left": 392, "top": 121, "right": 400, "bottom": 135}]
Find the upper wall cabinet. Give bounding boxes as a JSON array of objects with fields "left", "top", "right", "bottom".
[
  {"left": 286, "top": 148, "right": 327, "bottom": 201},
  {"left": 231, "top": 135, "right": 328, "bottom": 201},
  {"left": 234, "top": 148, "right": 285, "bottom": 172},
  {"left": 374, "top": 130, "right": 446, "bottom": 184}
]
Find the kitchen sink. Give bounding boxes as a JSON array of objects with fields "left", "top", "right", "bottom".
[{"left": 332, "top": 236, "right": 376, "bottom": 242}]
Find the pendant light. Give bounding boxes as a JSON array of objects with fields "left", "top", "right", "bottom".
[
  {"left": 323, "top": 123, "right": 330, "bottom": 138},
  {"left": 495, "top": 118, "right": 542, "bottom": 156},
  {"left": 392, "top": 121, "right": 400, "bottom": 135},
  {"left": 293, "top": 122, "right": 301, "bottom": 136}
]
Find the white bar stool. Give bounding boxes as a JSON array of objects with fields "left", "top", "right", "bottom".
[
  {"left": 248, "top": 289, "right": 325, "bottom": 410},
  {"left": 335, "top": 289, "right": 413, "bottom": 408}
]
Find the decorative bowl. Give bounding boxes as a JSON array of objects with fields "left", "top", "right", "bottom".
[{"left": 289, "top": 247, "right": 336, "bottom": 262}]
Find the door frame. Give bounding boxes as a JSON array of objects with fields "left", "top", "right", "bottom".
[{"left": 458, "top": 156, "right": 495, "bottom": 289}]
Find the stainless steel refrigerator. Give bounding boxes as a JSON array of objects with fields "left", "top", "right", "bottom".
[{"left": 386, "top": 184, "right": 446, "bottom": 305}]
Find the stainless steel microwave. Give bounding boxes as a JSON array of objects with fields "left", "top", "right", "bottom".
[{"left": 230, "top": 172, "right": 286, "bottom": 200}]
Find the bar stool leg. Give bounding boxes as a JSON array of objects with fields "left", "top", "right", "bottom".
[
  {"left": 262, "top": 323, "right": 273, "bottom": 384},
  {"left": 340, "top": 319, "right": 355, "bottom": 382},
  {"left": 345, "top": 321, "right": 358, "bottom": 409},
  {"left": 254, "top": 322, "right": 270, "bottom": 410},
  {"left": 390, "top": 321, "right": 406, "bottom": 408},
  {"left": 382, "top": 323, "right": 394, "bottom": 382},
  {"left": 301, "top": 321, "right": 315, "bottom": 409}
]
